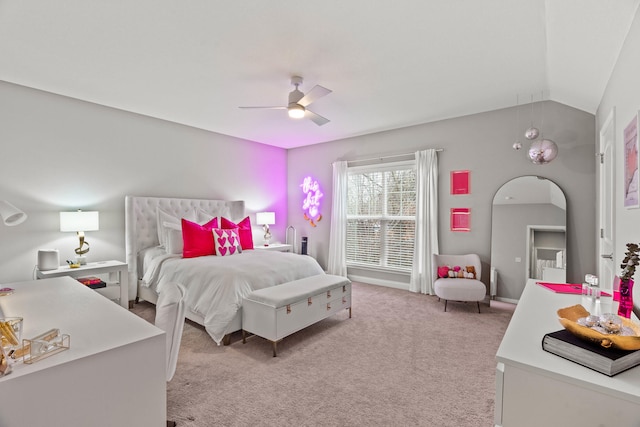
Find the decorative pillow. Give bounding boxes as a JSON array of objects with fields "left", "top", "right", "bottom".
[
  {"left": 157, "top": 208, "right": 196, "bottom": 248},
  {"left": 221, "top": 216, "right": 254, "bottom": 250},
  {"left": 438, "top": 265, "right": 476, "bottom": 279},
  {"left": 212, "top": 228, "right": 242, "bottom": 257},
  {"left": 196, "top": 208, "right": 215, "bottom": 224},
  {"left": 181, "top": 217, "right": 219, "bottom": 258},
  {"left": 165, "top": 228, "right": 183, "bottom": 255},
  {"left": 437, "top": 265, "right": 450, "bottom": 278},
  {"left": 449, "top": 266, "right": 462, "bottom": 278}
]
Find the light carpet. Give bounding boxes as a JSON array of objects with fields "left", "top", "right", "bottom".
[{"left": 131, "top": 282, "right": 514, "bottom": 427}]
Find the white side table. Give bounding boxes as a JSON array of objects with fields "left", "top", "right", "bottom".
[
  {"left": 253, "top": 243, "right": 293, "bottom": 252},
  {"left": 36, "top": 260, "right": 129, "bottom": 309}
]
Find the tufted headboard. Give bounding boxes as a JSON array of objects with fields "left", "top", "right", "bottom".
[{"left": 124, "top": 195, "right": 245, "bottom": 300}]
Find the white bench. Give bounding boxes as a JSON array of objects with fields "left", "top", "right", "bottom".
[{"left": 242, "top": 274, "right": 352, "bottom": 356}]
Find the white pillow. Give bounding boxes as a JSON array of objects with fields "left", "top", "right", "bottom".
[
  {"left": 165, "top": 227, "right": 183, "bottom": 255},
  {"left": 156, "top": 208, "right": 195, "bottom": 248},
  {"left": 196, "top": 208, "right": 215, "bottom": 224}
]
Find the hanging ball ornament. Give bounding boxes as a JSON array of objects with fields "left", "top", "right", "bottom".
[
  {"left": 512, "top": 141, "right": 522, "bottom": 150},
  {"left": 525, "top": 127, "right": 540, "bottom": 140},
  {"left": 528, "top": 139, "right": 558, "bottom": 165}
]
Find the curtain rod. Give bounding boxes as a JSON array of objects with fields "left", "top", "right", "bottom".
[{"left": 345, "top": 148, "right": 443, "bottom": 166}]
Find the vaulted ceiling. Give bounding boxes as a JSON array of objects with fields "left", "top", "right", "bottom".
[{"left": 1, "top": 1, "right": 638, "bottom": 149}]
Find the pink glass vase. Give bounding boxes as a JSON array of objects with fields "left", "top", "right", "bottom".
[{"left": 617, "top": 278, "right": 634, "bottom": 319}]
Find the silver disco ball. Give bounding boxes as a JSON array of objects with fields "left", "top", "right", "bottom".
[
  {"left": 528, "top": 139, "right": 558, "bottom": 165},
  {"left": 525, "top": 127, "right": 540, "bottom": 140}
]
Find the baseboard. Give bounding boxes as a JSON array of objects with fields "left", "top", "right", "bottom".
[
  {"left": 347, "top": 274, "right": 409, "bottom": 291},
  {"left": 494, "top": 296, "right": 519, "bottom": 304}
]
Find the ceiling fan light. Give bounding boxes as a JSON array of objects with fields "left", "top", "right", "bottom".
[{"left": 288, "top": 104, "right": 305, "bottom": 119}]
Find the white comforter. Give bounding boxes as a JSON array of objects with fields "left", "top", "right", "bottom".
[{"left": 141, "top": 249, "right": 325, "bottom": 344}]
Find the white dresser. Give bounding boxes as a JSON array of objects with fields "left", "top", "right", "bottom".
[
  {"left": 0, "top": 277, "right": 166, "bottom": 427},
  {"left": 495, "top": 279, "right": 640, "bottom": 426}
]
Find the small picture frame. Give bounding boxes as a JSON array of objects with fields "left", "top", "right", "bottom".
[
  {"left": 450, "top": 208, "right": 470, "bottom": 232},
  {"left": 450, "top": 170, "right": 470, "bottom": 195},
  {"left": 624, "top": 112, "right": 639, "bottom": 209}
]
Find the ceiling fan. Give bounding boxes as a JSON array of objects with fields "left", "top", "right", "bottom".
[{"left": 239, "top": 76, "right": 332, "bottom": 126}]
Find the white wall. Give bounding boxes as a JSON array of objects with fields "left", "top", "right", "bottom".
[
  {"left": 597, "top": 7, "right": 640, "bottom": 311},
  {"left": 288, "top": 101, "right": 596, "bottom": 288},
  {"left": 0, "top": 81, "right": 600, "bottom": 296},
  {"left": 0, "top": 81, "right": 287, "bottom": 285}
]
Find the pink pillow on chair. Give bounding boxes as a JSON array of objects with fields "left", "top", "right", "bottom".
[{"left": 438, "top": 266, "right": 450, "bottom": 278}]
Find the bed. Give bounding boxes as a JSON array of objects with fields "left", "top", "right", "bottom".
[{"left": 125, "top": 196, "right": 325, "bottom": 344}]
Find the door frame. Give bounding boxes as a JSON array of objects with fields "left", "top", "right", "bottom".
[
  {"left": 598, "top": 107, "right": 616, "bottom": 290},
  {"left": 525, "top": 225, "right": 566, "bottom": 281}
]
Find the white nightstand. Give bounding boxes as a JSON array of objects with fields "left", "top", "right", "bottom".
[
  {"left": 36, "top": 260, "right": 129, "bottom": 309},
  {"left": 253, "top": 243, "right": 293, "bottom": 252}
]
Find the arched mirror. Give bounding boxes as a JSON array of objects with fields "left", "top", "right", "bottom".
[{"left": 490, "top": 176, "right": 566, "bottom": 303}]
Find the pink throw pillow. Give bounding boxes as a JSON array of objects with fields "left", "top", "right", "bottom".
[
  {"left": 212, "top": 228, "right": 242, "bottom": 257},
  {"left": 221, "top": 216, "right": 254, "bottom": 250},
  {"left": 182, "top": 217, "right": 218, "bottom": 258},
  {"left": 437, "top": 266, "right": 449, "bottom": 278}
]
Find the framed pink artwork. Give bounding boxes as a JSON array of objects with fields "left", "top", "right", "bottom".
[
  {"left": 450, "top": 170, "right": 470, "bottom": 195},
  {"left": 450, "top": 208, "right": 470, "bottom": 232}
]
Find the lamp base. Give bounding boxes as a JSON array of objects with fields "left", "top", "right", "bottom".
[{"left": 75, "top": 255, "right": 87, "bottom": 265}]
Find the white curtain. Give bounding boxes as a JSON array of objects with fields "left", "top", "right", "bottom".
[
  {"left": 409, "top": 149, "right": 439, "bottom": 294},
  {"left": 327, "top": 161, "right": 348, "bottom": 276}
]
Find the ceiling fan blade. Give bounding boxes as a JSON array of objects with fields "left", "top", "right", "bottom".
[
  {"left": 298, "top": 85, "right": 332, "bottom": 107},
  {"left": 238, "top": 106, "right": 286, "bottom": 109},
  {"left": 306, "top": 110, "right": 330, "bottom": 126}
]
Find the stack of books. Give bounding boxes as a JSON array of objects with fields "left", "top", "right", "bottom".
[
  {"left": 76, "top": 276, "right": 107, "bottom": 289},
  {"left": 542, "top": 329, "right": 640, "bottom": 376}
]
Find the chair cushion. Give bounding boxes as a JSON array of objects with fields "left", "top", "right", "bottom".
[{"left": 434, "top": 278, "right": 485, "bottom": 302}]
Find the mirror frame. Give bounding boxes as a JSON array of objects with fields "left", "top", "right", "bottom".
[{"left": 490, "top": 175, "right": 567, "bottom": 303}]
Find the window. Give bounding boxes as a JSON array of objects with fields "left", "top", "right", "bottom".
[{"left": 346, "top": 161, "right": 416, "bottom": 272}]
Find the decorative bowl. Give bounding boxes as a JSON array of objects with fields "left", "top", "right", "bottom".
[{"left": 558, "top": 305, "right": 640, "bottom": 351}]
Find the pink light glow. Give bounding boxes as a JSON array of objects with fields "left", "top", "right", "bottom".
[{"left": 301, "top": 176, "right": 323, "bottom": 226}]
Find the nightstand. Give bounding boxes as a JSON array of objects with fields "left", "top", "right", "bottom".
[
  {"left": 253, "top": 243, "right": 293, "bottom": 252},
  {"left": 36, "top": 260, "right": 129, "bottom": 309}
]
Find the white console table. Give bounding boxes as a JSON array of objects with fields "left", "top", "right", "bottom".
[
  {"left": 495, "top": 279, "right": 640, "bottom": 426},
  {"left": 0, "top": 277, "right": 165, "bottom": 427},
  {"left": 36, "top": 260, "right": 129, "bottom": 309}
]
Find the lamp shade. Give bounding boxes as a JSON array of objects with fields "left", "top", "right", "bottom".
[
  {"left": 60, "top": 211, "right": 99, "bottom": 232},
  {"left": 256, "top": 212, "right": 275, "bottom": 226},
  {"left": 0, "top": 200, "right": 27, "bottom": 226}
]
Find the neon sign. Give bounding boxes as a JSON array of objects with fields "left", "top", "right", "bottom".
[{"left": 301, "top": 176, "right": 323, "bottom": 227}]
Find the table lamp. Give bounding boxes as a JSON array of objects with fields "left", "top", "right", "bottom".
[
  {"left": 60, "top": 210, "right": 99, "bottom": 264},
  {"left": 0, "top": 200, "right": 27, "bottom": 226},
  {"left": 256, "top": 212, "right": 275, "bottom": 246}
]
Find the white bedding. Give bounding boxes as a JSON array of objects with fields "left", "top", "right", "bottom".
[{"left": 141, "top": 249, "right": 325, "bottom": 344}]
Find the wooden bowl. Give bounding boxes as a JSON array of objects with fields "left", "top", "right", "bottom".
[{"left": 557, "top": 304, "right": 640, "bottom": 351}]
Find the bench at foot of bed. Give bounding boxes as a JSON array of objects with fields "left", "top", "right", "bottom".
[{"left": 241, "top": 274, "right": 351, "bottom": 356}]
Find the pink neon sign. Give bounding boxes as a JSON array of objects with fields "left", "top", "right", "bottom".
[{"left": 301, "top": 176, "right": 323, "bottom": 227}]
